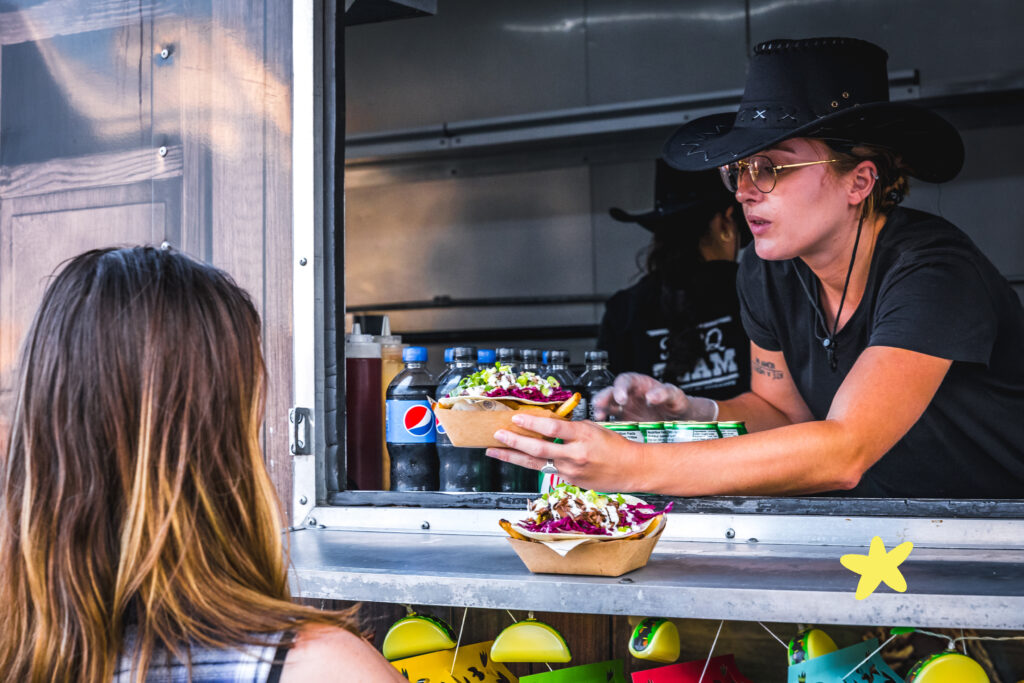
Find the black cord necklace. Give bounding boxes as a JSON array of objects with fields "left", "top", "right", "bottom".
[{"left": 795, "top": 212, "right": 866, "bottom": 372}]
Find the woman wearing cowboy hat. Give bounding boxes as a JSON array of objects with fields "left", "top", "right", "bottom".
[
  {"left": 485, "top": 37, "right": 1024, "bottom": 498},
  {"left": 599, "top": 163, "right": 752, "bottom": 401}
]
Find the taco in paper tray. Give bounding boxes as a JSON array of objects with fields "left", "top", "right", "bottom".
[
  {"left": 432, "top": 364, "right": 580, "bottom": 447},
  {"left": 502, "top": 483, "right": 673, "bottom": 542},
  {"left": 436, "top": 363, "right": 580, "bottom": 415}
]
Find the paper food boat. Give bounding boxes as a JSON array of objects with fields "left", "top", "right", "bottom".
[
  {"left": 504, "top": 515, "right": 667, "bottom": 577},
  {"left": 433, "top": 399, "right": 566, "bottom": 448}
]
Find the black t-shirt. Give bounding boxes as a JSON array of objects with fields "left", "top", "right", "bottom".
[
  {"left": 737, "top": 207, "right": 1024, "bottom": 498},
  {"left": 598, "top": 261, "right": 751, "bottom": 401}
]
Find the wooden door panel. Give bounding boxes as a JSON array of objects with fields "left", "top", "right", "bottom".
[
  {"left": 0, "top": 180, "right": 176, "bottom": 448},
  {"left": 0, "top": 1, "right": 294, "bottom": 517}
]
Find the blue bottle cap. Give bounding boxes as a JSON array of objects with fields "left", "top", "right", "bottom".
[
  {"left": 478, "top": 349, "right": 496, "bottom": 364},
  {"left": 403, "top": 346, "right": 428, "bottom": 362},
  {"left": 444, "top": 347, "right": 454, "bottom": 363}
]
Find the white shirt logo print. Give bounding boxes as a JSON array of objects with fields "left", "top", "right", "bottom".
[
  {"left": 643, "top": 317, "right": 739, "bottom": 389},
  {"left": 679, "top": 316, "right": 740, "bottom": 390}
]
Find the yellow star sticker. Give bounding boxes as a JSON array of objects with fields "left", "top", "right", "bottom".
[{"left": 840, "top": 536, "right": 914, "bottom": 600}]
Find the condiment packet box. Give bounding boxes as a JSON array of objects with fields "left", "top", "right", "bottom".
[
  {"left": 434, "top": 403, "right": 561, "bottom": 448},
  {"left": 506, "top": 516, "right": 666, "bottom": 577}
]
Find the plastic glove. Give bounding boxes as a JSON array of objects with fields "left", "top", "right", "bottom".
[{"left": 591, "top": 372, "right": 718, "bottom": 422}]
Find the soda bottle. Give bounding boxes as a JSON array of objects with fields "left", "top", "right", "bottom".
[
  {"left": 436, "top": 347, "right": 455, "bottom": 386},
  {"left": 345, "top": 324, "right": 382, "bottom": 489},
  {"left": 385, "top": 346, "right": 439, "bottom": 491},
  {"left": 546, "top": 349, "right": 585, "bottom": 421},
  {"left": 578, "top": 350, "right": 616, "bottom": 422},
  {"left": 477, "top": 348, "right": 496, "bottom": 370},
  {"left": 435, "top": 346, "right": 493, "bottom": 492},
  {"left": 544, "top": 349, "right": 576, "bottom": 387},
  {"left": 520, "top": 348, "right": 542, "bottom": 374},
  {"left": 495, "top": 347, "right": 519, "bottom": 373},
  {"left": 495, "top": 347, "right": 542, "bottom": 493}
]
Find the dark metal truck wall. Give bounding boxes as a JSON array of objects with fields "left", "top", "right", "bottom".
[{"left": 343, "top": 0, "right": 1024, "bottom": 372}]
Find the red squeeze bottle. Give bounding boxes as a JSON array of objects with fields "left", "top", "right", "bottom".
[{"left": 345, "top": 323, "right": 382, "bottom": 490}]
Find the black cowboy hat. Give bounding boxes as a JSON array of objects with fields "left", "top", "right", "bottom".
[
  {"left": 609, "top": 162, "right": 734, "bottom": 233},
  {"left": 663, "top": 37, "right": 964, "bottom": 183}
]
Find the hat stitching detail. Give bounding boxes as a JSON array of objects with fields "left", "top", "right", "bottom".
[
  {"left": 683, "top": 145, "right": 710, "bottom": 160},
  {"left": 737, "top": 105, "right": 803, "bottom": 124}
]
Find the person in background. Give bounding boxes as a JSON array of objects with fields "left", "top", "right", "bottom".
[
  {"left": 485, "top": 37, "right": 1024, "bottom": 499},
  {"left": 0, "top": 247, "right": 403, "bottom": 682},
  {"left": 599, "top": 162, "right": 753, "bottom": 401}
]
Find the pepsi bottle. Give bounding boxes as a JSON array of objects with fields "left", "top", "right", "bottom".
[
  {"left": 435, "top": 346, "right": 493, "bottom": 491},
  {"left": 520, "top": 348, "right": 542, "bottom": 373},
  {"left": 546, "top": 349, "right": 584, "bottom": 420},
  {"left": 477, "top": 348, "right": 496, "bottom": 370},
  {"left": 495, "top": 347, "right": 519, "bottom": 372},
  {"left": 578, "top": 350, "right": 616, "bottom": 421},
  {"left": 385, "top": 346, "right": 439, "bottom": 491},
  {"left": 495, "top": 348, "right": 542, "bottom": 493},
  {"left": 436, "top": 347, "right": 455, "bottom": 385}
]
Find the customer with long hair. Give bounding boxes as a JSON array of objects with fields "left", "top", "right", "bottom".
[{"left": 0, "top": 247, "right": 402, "bottom": 681}]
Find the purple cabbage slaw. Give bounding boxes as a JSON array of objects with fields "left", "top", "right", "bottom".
[
  {"left": 483, "top": 385, "right": 573, "bottom": 403},
  {"left": 517, "top": 500, "right": 674, "bottom": 536}
]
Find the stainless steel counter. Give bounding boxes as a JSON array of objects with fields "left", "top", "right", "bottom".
[{"left": 288, "top": 519, "right": 1024, "bottom": 629}]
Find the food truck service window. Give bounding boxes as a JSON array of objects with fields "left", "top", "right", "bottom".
[{"left": 311, "top": 2, "right": 1024, "bottom": 517}]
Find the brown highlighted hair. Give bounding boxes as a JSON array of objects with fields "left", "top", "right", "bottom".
[
  {"left": 0, "top": 247, "right": 355, "bottom": 682},
  {"left": 825, "top": 140, "right": 910, "bottom": 216}
]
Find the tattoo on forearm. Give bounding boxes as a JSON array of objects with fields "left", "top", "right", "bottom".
[{"left": 753, "top": 357, "right": 784, "bottom": 380}]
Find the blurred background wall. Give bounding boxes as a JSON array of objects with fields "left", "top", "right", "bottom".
[{"left": 344, "top": 0, "right": 1024, "bottom": 375}]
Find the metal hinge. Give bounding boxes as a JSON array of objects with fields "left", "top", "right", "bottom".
[{"left": 289, "top": 407, "right": 313, "bottom": 455}]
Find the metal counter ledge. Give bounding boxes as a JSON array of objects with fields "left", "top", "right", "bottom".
[{"left": 286, "top": 506, "right": 1024, "bottom": 630}]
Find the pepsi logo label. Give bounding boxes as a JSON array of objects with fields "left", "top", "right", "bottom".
[
  {"left": 386, "top": 399, "right": 436, "bottom": 443},
  {"left": 403, "top": 404, "right": 434, "bottom": 437}
]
